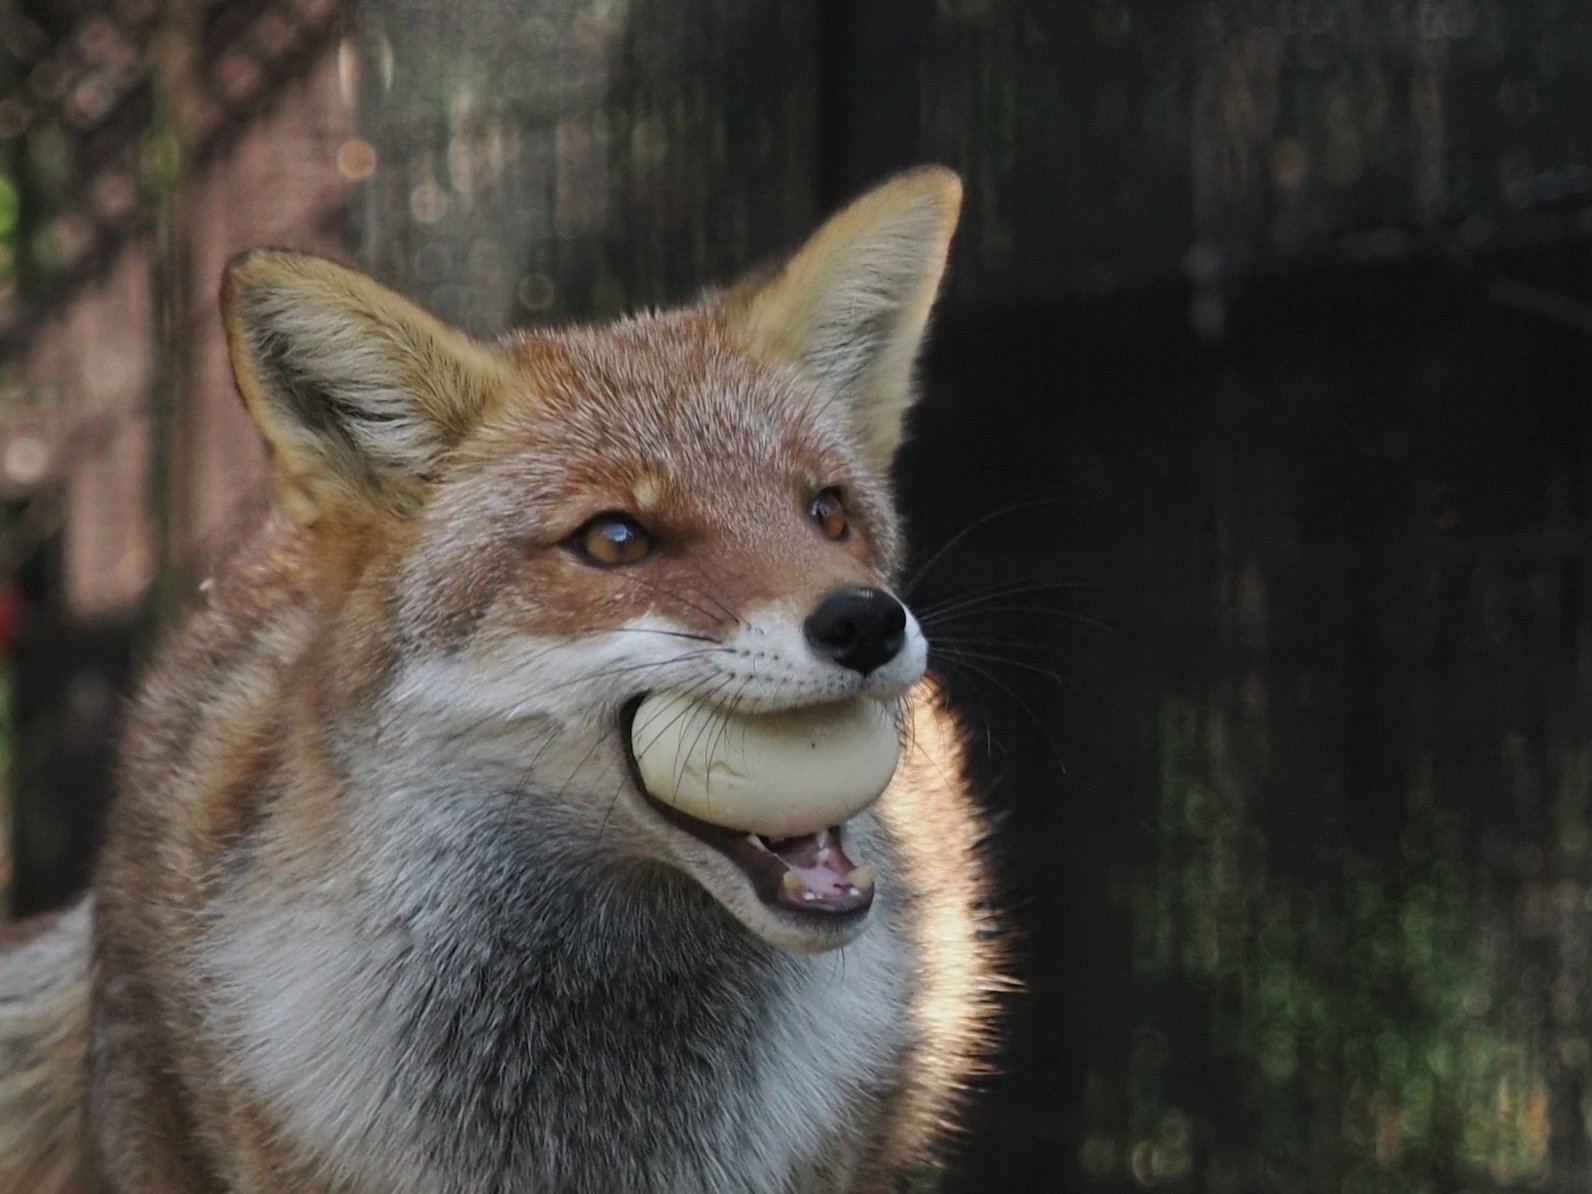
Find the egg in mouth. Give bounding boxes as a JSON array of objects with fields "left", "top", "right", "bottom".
[{"left": 622, "top": 692, "right": 900, "bottom": 917}]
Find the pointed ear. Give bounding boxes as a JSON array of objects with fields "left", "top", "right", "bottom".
[
  {"left": 723, "top": 166, "right": 961, "bottom": 468},
  {"left": 222, "top": 250, "right": 509, "bottom": 525}
]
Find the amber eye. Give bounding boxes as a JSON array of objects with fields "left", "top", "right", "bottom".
[
  {"left": 573, "top": 513, "right": 653, "bottom": 566},
  {"left": 809, "top": 487, "right": 849, "bottom": 541}
]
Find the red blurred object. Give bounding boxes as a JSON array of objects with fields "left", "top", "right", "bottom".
[{"left": 0, "top": 581, "right": 27, "bottom": 658}]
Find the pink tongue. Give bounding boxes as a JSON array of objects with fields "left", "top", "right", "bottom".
[{"left": 767, "top": 832, "right": 875, "bottom": 914}]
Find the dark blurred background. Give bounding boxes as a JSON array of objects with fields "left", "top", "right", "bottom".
[{"left": 1, "top": 1, "right": 1590, "bottom": 1191}]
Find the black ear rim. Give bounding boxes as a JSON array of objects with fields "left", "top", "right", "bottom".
[{"left": 222, "top": 245, "right": 364, "bottom": 294}]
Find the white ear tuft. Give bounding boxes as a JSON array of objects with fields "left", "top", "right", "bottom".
[
  {"left": 725, "top": 166, "right": 962, "bottom": 468},
  {"left": 222, "top": 251, "right": 509, "bottom": 524}
]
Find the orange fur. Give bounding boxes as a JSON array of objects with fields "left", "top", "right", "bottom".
[{"left": 0, "top": 167, "right": 1006, "bottom": 1194}]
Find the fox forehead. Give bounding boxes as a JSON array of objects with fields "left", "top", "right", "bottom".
[
  {"left": 394, "top": 311, "right": 905, "bottom": 648},
  {"left": 464, "top": 312, "right": 878, "bottom": 538}
]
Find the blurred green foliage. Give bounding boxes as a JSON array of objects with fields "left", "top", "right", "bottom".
[{"left": 1080, "top": 692, "right": 1582, "bottom": 1192}]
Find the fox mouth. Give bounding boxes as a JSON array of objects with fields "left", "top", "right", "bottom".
[{"left": 619, "top": 697, "right": 877, "bottom": 918}]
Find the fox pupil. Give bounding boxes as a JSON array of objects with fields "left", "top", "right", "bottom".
[
  {"left": 810, "top": 489, "right": 848, "bottom": 541},
  {"left": 577, "top": 514, "right": 651, "bottom": 565}
]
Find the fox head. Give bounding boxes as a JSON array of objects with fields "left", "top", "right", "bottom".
[{"left": 220, "top": 167, "right": 961, "bottom": 953}]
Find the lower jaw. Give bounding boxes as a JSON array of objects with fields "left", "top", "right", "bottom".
[
  {"left": 618, "top": 698, "right": 877, "bottom": 927},
  {"left": 642, "top": 796, "right": 877, "bottom": 917}
]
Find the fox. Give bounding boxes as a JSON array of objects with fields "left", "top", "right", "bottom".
[{"left": 0, "top": 166, "right": 1005, "bottom": 1193}]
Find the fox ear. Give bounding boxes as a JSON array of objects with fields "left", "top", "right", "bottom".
[
  {"left": 222, "top": 251, "right": 508, "bottom": 525},
  {"left": 724, "top": 166, "right": 961, "bottom": 468}
]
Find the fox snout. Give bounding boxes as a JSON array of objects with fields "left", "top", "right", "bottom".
[{"left": 804, "top": 585, "right": 909, "bottom": 676}]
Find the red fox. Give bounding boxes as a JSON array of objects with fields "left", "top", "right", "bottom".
[{"left": 0, "top": 167, "right": 1004, "bottom": 1192}]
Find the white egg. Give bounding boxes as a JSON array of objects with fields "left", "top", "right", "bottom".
[{"left": 629, "top": 693, "right": 901, "bottom": 838}]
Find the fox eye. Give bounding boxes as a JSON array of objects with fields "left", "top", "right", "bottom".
[
  {"left": 573, "top": 513, "right": 653, "bottom": 566},
  {"left": 809, "top": 487, "right": 849, "bottom": 541}
]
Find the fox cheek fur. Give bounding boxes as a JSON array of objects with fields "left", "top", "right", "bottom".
[{"left": 0, "top": 167, "right": 1008, "bottom": 1193}]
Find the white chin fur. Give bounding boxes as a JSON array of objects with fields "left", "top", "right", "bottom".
[{"left": 385, "top": 599, "right": 921, "bottom": 951}]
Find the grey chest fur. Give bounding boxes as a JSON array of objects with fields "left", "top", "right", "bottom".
[
  {"left": 403, "top": 873, "right": 913, "bottom": 1193},
  {"left": 205, "top": 848, "right": 915, "bottom": 1194}
]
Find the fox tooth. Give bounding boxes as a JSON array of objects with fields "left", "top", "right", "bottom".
[
  {"left": 781, "top": 872, "right": 807, "bottom": 900},
  {"left": 846, "top": 865, "right": 876, "bottom": 893}
]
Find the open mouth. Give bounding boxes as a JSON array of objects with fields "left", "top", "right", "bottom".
[{"left": 619, "top": 697, "right": 877, "bottom": 917}]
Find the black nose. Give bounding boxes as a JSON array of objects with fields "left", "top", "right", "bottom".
[{"left": 804, "top": 586, "right": 908, "bottom": 676}]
